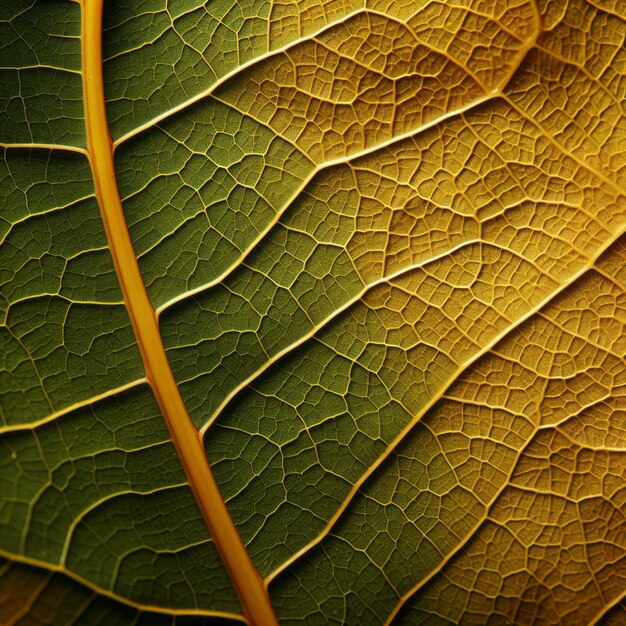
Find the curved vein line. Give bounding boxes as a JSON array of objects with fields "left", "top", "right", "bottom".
[
  {"left": 0, "top": 142, "right": 88, "bottom": 155},
  {"left": 533, "top": 43, "right": 626, "bottom": 113},
  {"left": 0, "top": 379, "right": 147, "bottom": 435},
  {"left": 0, "top": 550, "right": 246, "bottom": 623},
  {"left": 2, "top": 294, "right": 123, "bottom": 322},
  {"left": 585, "top": 0, "right": 626, "bottom": 25},
  {"left": 591, "top": 264, "right": 626, "bottom": 297},
  {"left": 508, "top": 483, "right": 621, "bottom": 501},
  {"left": 265, "top": 219, "right": 626, "bottom": 586},
  {"left": 502, "top": 94, "right": 626, "bottom": 198},
  {"left": 20, "top": 441, "right": 180, "bottom": 561},
  {"left": 79, "top": 2, "right": 276, "bottom": 623},
  {"left": 409, "top": 2, "right": 527, "bottom": 42},
  {"left": 589, "top": 590, "right": 626, "bottom": 625},
  {"left": 199, "top": 224, "right": 610, "bottom": 437},
  {"left": 384, "top": 408, "right": 625, "bottom": 625},
  {"left": 536, "top": 310, "right": 626, "bottom": 362},
  {"left": 155, "top": 92, "right": 498, "bottom": 317},
  {"left": 0, "top": 64, "right": 82, "bottom": 74},
  {"left": 496, "top": 0, "right": 541, "bottom": 92},
  {"left": 0, "top": 193, "right": 95, "bottom": 248},
  {"left": 309, "top": 9, "right": 489, "bottom": 94},
  {"left": 45, "top": 441, "right": 174, "bottom": 477},
  {"left": 59, "top": 482, "right": 189, "bottom": 567},
  {"left": 199, "top": 237, "right": 483, "bottom": 435},
  {"left": 109, "top": 538, "right": 216, "bottom": 594},
  {"left": 113, "top": 0, "right": 539, "bottom": 150},
  {"left": 383, "top": 392, "right": 626, "bottom": 626},
  {"left": 112, "top": 6, "right": 370, "bottom": 148}
]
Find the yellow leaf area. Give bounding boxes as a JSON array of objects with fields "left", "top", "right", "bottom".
[{"left": 0, "top": 0, "right": 625, "bottom": 625}]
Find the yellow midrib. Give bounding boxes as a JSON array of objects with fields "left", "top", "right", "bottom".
[{"left": 80, "top": 1, "right": 277, "bottom": 624}]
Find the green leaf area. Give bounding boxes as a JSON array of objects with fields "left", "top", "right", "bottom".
[{"left": 1, "top": 0, "right": 626, "bottom": 624}]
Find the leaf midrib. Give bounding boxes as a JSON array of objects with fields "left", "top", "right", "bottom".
[{"left": 80, "top": 1, "right": 276, "bottom": 624}]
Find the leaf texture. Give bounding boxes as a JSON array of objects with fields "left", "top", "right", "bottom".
[{"left": 1, "top": 0, "right": 626, "bottom": 624}]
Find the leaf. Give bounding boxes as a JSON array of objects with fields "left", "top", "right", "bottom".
[{"left": 1, "top": 0, "right": 626, "bottom": 624}]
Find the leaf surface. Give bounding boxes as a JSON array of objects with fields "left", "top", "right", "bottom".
[{"left": 1, "top": 0, "right": 626, "bottom": 624}]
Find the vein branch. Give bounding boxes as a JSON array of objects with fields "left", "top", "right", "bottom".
[
  {"left": 0, "top": 549, "right": 246, "bottom": 622},
  {"left": 265, "top": 220, "right": 626, "bottom": 587}
]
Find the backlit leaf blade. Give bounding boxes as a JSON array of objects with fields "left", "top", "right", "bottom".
[{"left": 1, "top": 0, "right": 625, "bottom": 624}]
